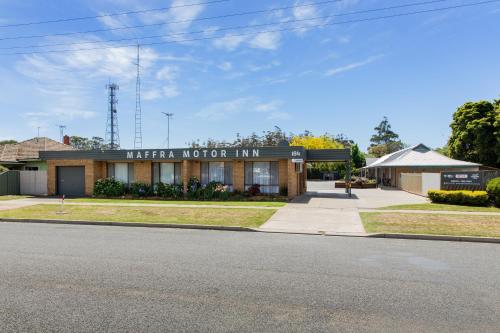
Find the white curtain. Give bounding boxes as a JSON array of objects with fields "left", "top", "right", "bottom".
[
  {"left": 253, "top": 162, "right": 270, "bottom": 185},
  {"left": 114, "top": 163, "right": 128, "bottom": 183},
  {"left": 209, "top": 162, "right": 224, "bottom": 183},
  {"left": 160, "top": 163, "right": 175, "bottom": 184}
]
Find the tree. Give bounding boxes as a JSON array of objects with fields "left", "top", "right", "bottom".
[
  {"left": 290, "top": 133, "right": 343, "bottom": 149},
  {"left": 448, "top": 100, "right": 499, "bottom": 167},
  {"left": 189, "top": 126, "right": 289, "bottom": 148},
  {"left": 69, "top": 136, "right": 108, "bottom": 150},
  {"left": 368, "top": 117, "right": 404, "bottom": 157},
  {"left": 434, "top": 144, "right": 450, "bottom": 157},
  {"left": 351, "top": 144, "right": 366, "bottom": 169},
  {"left": 0, "top": 140, "right": 18, "bottom": 145}
]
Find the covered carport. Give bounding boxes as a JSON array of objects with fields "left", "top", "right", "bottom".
[{"left": 305, "top": 148, "right": 352, "bottom": 197}]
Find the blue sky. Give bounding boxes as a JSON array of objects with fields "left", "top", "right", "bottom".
[{"left": 0, "top": 0, "right": 499, "bottom": 151}]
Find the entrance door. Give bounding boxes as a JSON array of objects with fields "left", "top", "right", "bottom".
[{"left": 57, "top": 166, "right": 85, "bottom": 196}]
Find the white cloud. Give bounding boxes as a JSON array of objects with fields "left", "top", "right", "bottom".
[
  {"left": 163, "top": 84, "right": 180, "bottom": 98},
  {"left": 196, "top": 98, "right": 251, "bottom": 119},
  {"left": 291, "top": 1, "right": 326, "bottom": 35},
  {"left": 196, "top": 98, "right": 288, "bottom": 120},
  {"left": 213, "top": 34, "right": 246, "bottom": 51},
  {"left": 325, "top": 55, "right": 384, "bottom": 76},
  {"left": 143, "top": 89, "right": 163, "bottom": 101},
  {"left": 249, "top": 32, "right": 281, "bottom": 50},
  {"left": 218, "top": 62, "right": 233, "bottom": 71},
  {"left": 248, "top": 61, "right": 281, "bottom": 72},
  {"left": 156, "top": 65, "right": 179, "bottom": 81},
  {"left": 97, "top": 14, "right": 131, "bottom": 31},
  {"left": 256, "top": 100, "right": 284, "bottom": 112}
]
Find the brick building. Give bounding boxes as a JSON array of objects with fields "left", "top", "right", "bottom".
[{"left": 40, "top": 146, "right": 351, "bottom": 198}]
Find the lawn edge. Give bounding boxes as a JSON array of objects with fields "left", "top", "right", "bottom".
[
  {"left": 366, "top": 233, "right": 500, "bottom": 244},
  {"left": 0, "top": 218, "right": 258, "bottom": 232}
]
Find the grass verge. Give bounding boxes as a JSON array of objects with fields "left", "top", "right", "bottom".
[
  {"left": 361, "top": 212, "right": 500, "bottom": 238},
  {"left": 380, "top": 203, "right": 500, "bottom": 213},
  {"left": 67, "top": 198, "right": 286, "bottom": 207},
  {"left": 0, "top": 204, "right": 276, "bottom": 228},
  {"left": 0, "top": 195, "right": 30, "bottom": 201}
]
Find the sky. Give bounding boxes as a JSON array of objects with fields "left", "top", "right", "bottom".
[{"left": 0, "top": 0, "right": 499, "bottom": 151}]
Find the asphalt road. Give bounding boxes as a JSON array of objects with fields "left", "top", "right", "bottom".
[{"left": 0, "top": 223, "right": 499, "bottom": 333}]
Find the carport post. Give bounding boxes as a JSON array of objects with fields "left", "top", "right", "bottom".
[{"left": 345, "top": 155, "right": 352, "bottom": 197}]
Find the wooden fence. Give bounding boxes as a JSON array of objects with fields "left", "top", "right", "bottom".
[
  {"left": 20, "top": 171, "right": 47, "bottom": 195},
  {"left": 0, "top": 171, "right": 20, "bottom": 195}
]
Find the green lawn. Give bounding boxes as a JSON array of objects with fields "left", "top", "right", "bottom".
[
  {"left": 380, "top": 203, "right": 500, "bottom": 213},
  {"left": 361, "top": 212, "right": 500, "bottom": 238},
  {"left": 0, "top": 204, "right": 276, "bottom": 228},
  {"left": 0, "top": 195, "right": 30, "bottom": 201},
  {"left": 68, "top": 198, "right": 287, "bottom": 207}
]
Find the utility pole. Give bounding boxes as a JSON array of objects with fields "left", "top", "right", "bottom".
[
  {"left": 134, "top": 43, "right": 143, "bottom": 149},
  {"left": 37, "top": 126, "right": 40, "bottom": 138},
  {"left": 57, "top": 125, "right": 66, "bottom": 143},
  {"left": 105, "top": 83, "right": 120, "bottom": 149},
  {"left": 161, "top": 112, "right": 174, "bottom": 148}
]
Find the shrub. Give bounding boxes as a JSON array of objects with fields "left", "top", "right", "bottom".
[
  {"left": 157, "top": 182, "right": 184, "bottom": 199},
  {"left": 486, "top": 177, "right": 500, "bottom": 207},
  {"left": 129, "top": 182, "right": 152, "bottom": 198},
  {"left": 279, "top": 186, "right": 288, "bottom": 197},
  {"left": 427, "top": 190, "right": 489, "bottom": 206},
  {"left": 93, "top": 178, "right": 126, "bottom": 197},
  {"left": 247, "top": 184, "right": 261, "bottom": 196},
  {"left": 187, "top": 177, "right": 202, "bottom": 199}
]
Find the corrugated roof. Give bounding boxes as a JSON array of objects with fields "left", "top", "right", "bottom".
[
  {"left": 363, "top": 143, "right": 480, "bottom": 168},
  {"left": 0, "top": 137, "right": 74, "bottom": 162}
]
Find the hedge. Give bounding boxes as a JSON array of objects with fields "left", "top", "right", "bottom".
[
  {"left": 486, "top": 177, "right": 500, "bottom": 207},
  {"left": 427, "top": 190, "right": 489, "bottom": 206}
]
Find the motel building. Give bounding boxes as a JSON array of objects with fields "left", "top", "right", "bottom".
[{"left": 40, "top": 146, "right": 352, "bottom": 199}]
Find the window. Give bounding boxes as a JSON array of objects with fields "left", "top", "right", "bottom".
[
  {"left": 107, "top": 163, "right": 134, "bottom": 184},
  {"left": 244, "top": 161, "right": 279, "bottom": 194},
  {"left": 201, "top": 162, "right": 233, "bottom": 190},
  {"left": 152, "top": 162, "right": 182, "bottom": 185},
  {"left": 24, "top": 166, "right": 39, "bottom": 171}
]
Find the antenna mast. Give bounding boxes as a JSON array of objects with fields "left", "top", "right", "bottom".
[
  {"left": 105, "top": 83, "right": 120, "bottom": 149},
  {"left": 134, "top": 43, "right": 142, "bottom": 149},
  {"left": 57, "top": 125, "right": 67, "bottom": 142}
]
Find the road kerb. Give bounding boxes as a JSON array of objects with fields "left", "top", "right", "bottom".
[
  {"left": 0, "top": 218, "right": 257, "bottom": 232},
  {"left": 367, "top": 233, "right": 500, "bottom": 244}
]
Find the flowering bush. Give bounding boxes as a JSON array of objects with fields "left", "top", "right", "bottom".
[
  {"left": 247, "top": 184, "right": 261, "bottom": 196},
  {"left": 428, "top": 190, "right": 489, "bottom": 206},
  {"left": 129, "top": 182, "right": 152, "bottom": 198},
  {"left": 93, "top": 178, "right": 125, "bottom": 197},
  {"left": 156, "top": 183, "right": 184, "bottom": 199}
]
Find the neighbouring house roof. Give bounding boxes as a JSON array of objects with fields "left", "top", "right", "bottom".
[
  {"left": 0, "top": 137, "right": 74, "bottom": 163},
  {"left": 365, "top": 157, "right": 379, "bottom": 167},
  {"left": 363, "top": 143, "right": 481, "bottom": 169}
]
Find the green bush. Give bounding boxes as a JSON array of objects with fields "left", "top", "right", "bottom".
[
  {"left": 486, "top": 177, "right": 500, "bottom": 207},
  {"left": 279, "top": 185, "right": 288, "bottom": 197},
  {"left": 156, "top": 182, "right": 184, "bottom": 199},
  {"left": 427, "top": 190, "right": 489, "bottom": 206},
  {"left": 129, "top": 182, "right": 152, "bottom": 198},
  {"left": 93, "top": 178, "right": 125, "bottom": 197}
]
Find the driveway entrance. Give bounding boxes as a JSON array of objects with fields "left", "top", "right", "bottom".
[{"left": 260, "top": 181, "right": 427, "bottom": 234}]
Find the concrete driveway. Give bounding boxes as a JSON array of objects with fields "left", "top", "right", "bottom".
[{"left": 260, "top": 181, "right": 428, "bottom": 234}]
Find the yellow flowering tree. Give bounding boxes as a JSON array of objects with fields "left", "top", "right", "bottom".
[{"left": 290, "top": 134, "right": 344, "bottom": 149}]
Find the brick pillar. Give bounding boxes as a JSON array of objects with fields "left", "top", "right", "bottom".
[
  {"left": 134, "top": 161, "right": 152, "bottom": 184},
  {"left": 278, "top": 159, "right": 288, "bottom": 189},
  {"left": 287, "top": 160, "right": 298, "bottom": 198},
  {"left": 182, "top": 160, "right": 191, "bottom": 193},
  {"left": 233, "top": 160, "right": 244, "bottom": 192},
  {"left": 191, "top": 161, "right": 201, "bottom": 179}
]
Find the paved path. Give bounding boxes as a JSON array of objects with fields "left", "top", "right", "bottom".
[
  {"left": 0, "top": 197, "right": 278, "bottom": 210},
  {"left": 361, "top": 209, "right": 500, "bottom": 216},
  {"left": 261, "top": 183, "right": 429, "bottom": 234},
  {"left": 1, "top": 223, "right": 499, "bottom": 332}
]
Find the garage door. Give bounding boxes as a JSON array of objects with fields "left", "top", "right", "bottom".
[{"left": 57, "top": 166, "right": 85, "bottom": 197}]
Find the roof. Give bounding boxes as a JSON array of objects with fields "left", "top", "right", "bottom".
[
  {"left": 365, "top": 157, "right": 379, "bottom": 167},
  {"left": 363, "top": 143, "right": 481, "bottom": 169},
  {"left": 0, "top": 137, "right": 74, "bottom": 163}
]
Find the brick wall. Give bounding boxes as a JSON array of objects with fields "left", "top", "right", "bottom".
[
  {"left": 47, "top": 159, "right": 97, "bottom": 196},
  {"left": 133, "top": 161, "right": 152, "bottom": 184},
  {"left": 233, "top": 160, "right": 244, "bottom": 191}
]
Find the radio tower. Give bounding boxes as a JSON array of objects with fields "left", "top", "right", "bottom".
[
  {"left": 105, "top": 83, "right": 120, "bottom": 149},
  {"left": 134, "top": 43, "right": 142, "bottom": 149}
]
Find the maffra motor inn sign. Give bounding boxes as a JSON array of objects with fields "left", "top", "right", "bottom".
[
  {"left": 441, "top": 171, "right": 482, "bottom": 187},
  {"left": 40, "top": 146, "right": 307, "bottom": 161}
]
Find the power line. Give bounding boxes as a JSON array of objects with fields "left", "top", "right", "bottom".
[
  {"left": 0, "top": 0, "right": 455, "bottom": 51},
  {"left": 1, "top": 0, "right": 497, "bottom": 56},
  {"left": 0, "top": 0, "right": 347, "bottom": 41},
  {"left": 0, "top": 0, "right": 230, "bottom": 28}
]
